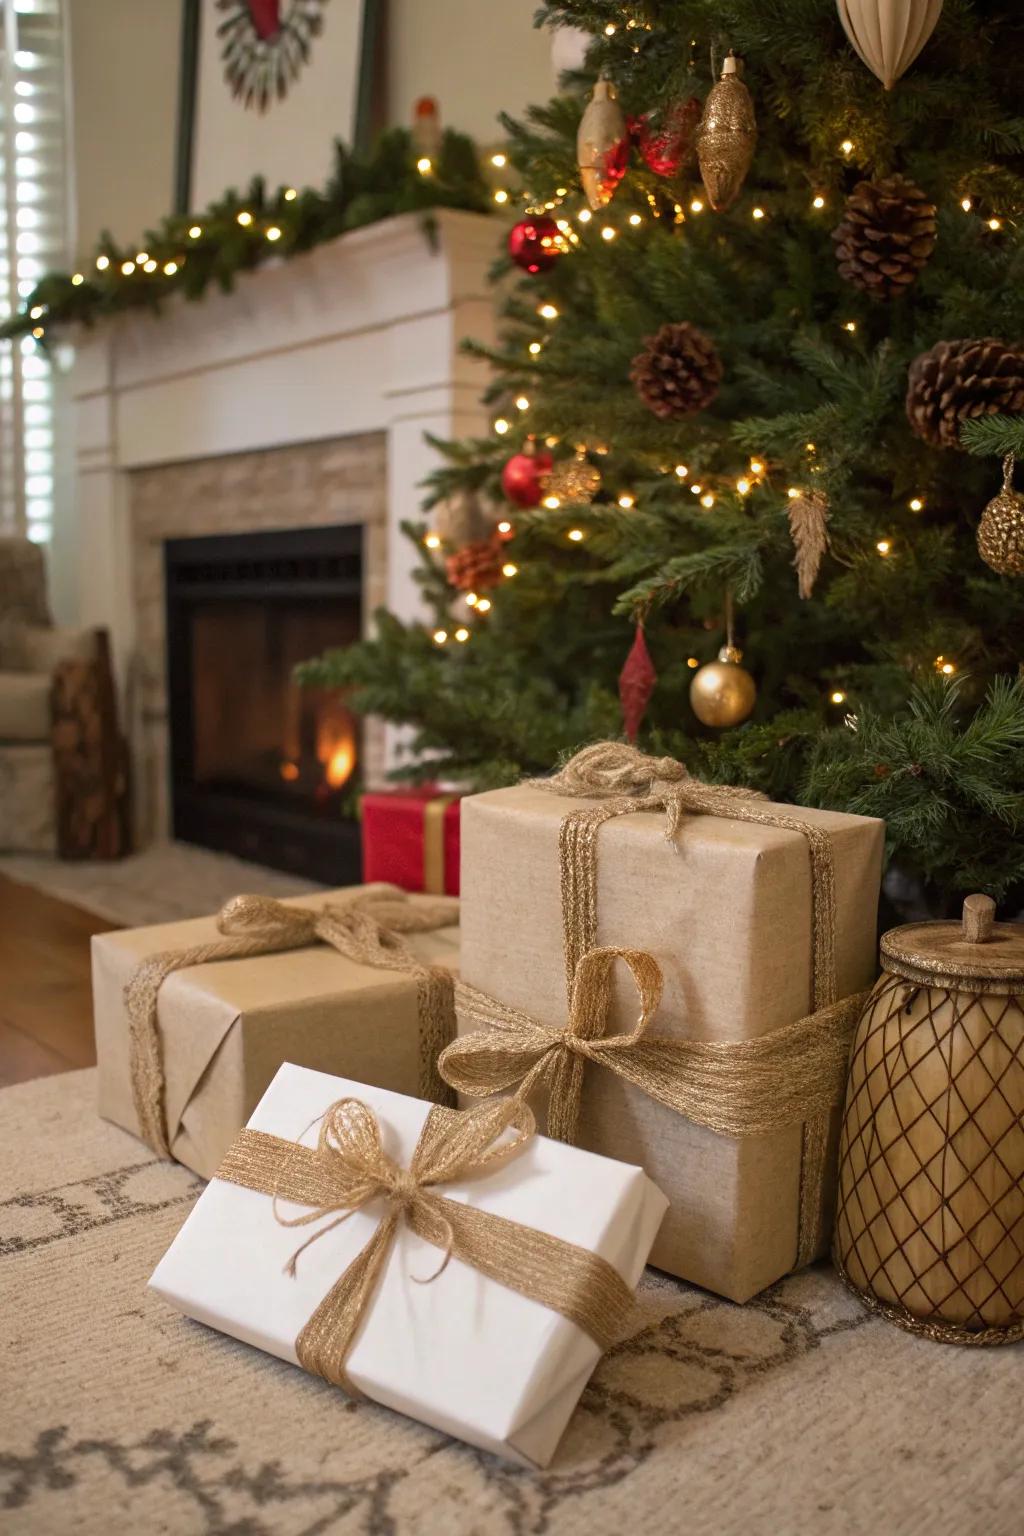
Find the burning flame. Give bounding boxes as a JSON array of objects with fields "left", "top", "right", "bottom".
[
  {"left": 279, "top": 761, "right": 300, "bottom": 782},
  {"left": 316, "top": 706, "right": 357, "bottom": 791},
  {"left": 324, "top": 738, "right": 355, "bottom": 789}
]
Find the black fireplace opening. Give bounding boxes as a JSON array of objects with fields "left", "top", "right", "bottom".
[{"left": 165, "top": 525, "right": 364, "bottom": 883}]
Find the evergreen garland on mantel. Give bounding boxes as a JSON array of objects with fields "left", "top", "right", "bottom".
[{"left": 2, "top": 128, "right": 493, "bottom": 347}]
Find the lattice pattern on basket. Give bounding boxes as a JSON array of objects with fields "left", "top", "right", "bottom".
[{"left": 834, "top": 972, "right": 1024, "bottom": 1334}]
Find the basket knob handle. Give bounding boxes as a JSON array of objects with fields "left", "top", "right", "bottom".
[{"left": 962, "top": 893, "right": 996, "bottom": 943}]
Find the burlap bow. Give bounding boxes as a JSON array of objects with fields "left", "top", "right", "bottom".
[
  {"left": 215, "top": 1094, "right": 637, "bottom": 1391},
  {"left": 125, "top": 885, "right": 459, "bottom": 1159},
  {"left": 443, "top": 947, "right": 862, "bottom": 1149},
  {"left": 447, "top": 740, "right": 863, "bottom": 1269}
]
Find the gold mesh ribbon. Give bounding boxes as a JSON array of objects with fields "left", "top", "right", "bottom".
[
  {"left": 124, "top": 885, "right": 459, "bottom": 1159},
  {"left": 441, "top": 741, "right": 865, "bottom": 1269},
  {"left": 215, "top": 1095, "right": 637, "bottom": 1392}
]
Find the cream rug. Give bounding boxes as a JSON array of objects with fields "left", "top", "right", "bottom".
[
  {"left": 1, "top": 1070, "right": 1019, "bottom": 1535},
  {"left": 0, "top": 842, "right": 324, "bottom": 927}
]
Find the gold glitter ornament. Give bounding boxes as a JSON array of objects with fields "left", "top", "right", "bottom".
[
  {"left": 545, "top": 445, "right": 602, "bottom": 506},
  {"left": 977, "top": 453, "right": 1024, "bottom": 577},
  {"left": 689, "top": 644, "right": 758, "bottom": 727},
  {"left": 696, "top": 52, "right": 757, "bottom": 213}
]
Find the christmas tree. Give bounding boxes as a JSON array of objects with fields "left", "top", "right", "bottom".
[{"left": 299, "top": 0, "right": 1024, "bottom": 911}]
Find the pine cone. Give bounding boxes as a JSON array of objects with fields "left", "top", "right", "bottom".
[
  {"left": 630, "top": 322, "right": 723, "bottom": 420},
  {"left": 906, "top": 338, "right": 1024, "bottom": 449},
  {"left": 832, "top": 175, "right": 936, "bottom": 299},
  {"left": 445, "top": 534, "right": 504, "bottom": 592}
]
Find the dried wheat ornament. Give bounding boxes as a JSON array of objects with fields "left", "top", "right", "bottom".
[
  {"left": 788, "top": 491, "right": 831, "bottom": 598},
  {"left": 977, "top": 454, "right": 1024, "bottom": 577}
]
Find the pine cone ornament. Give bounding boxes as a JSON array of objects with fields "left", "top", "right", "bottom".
[
  {"left": 906, "top": 338, "right": 1024, "bottom": 449},
  {"left": 445, "top": 535, "right": 505, "bottom": 593},
  {"left": 832, "top": 175, "right": 936, "bottom": 299},
  {"left": 631, "top": 322, "right": 723, "bottom": 420}
]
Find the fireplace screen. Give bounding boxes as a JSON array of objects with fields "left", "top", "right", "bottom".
[{"left": 165, "top": 526, "right": 364, "bottom": 881}]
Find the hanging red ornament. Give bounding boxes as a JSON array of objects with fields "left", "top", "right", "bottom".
[
  {"left": 619, "top": 623, "right": 657, "bottom": 741},
  {"left": 629, "top": 97, "right": 703, "bottom": 178},
  {"left": 507, "top": 215, "right": 562, "bottom": 275},
  {"left": 501, "top": 446, "right": 553, "bottom": 508}
]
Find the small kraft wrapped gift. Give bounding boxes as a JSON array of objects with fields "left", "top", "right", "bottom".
[
  {"left": 149, "top": 1064, "right": 667, "bottom": 1467},
  {"left": 362, "top": 787, "right": 462, "bottom": 896},
  {"left": 440, "top": 743, "right": 884, "bottom": 1304},
  {"left": 94, "top": 884, "right": 459, "bottom": 1179}
]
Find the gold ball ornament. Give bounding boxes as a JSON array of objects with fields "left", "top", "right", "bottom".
[
  {"left": 977, "top": 454, "right": 1024, "bottom": 577},
  {"left": 689, "top": 645, "right": 757, "bottom": 727},
  {"left": 696, "top": 52, "right": 757, "bottom": 213},
  {"left": 544, "top": 444, "right": 602, "bottom": 506}
]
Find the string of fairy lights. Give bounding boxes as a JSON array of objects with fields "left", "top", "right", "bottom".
[{"left": 422, "top": 127, "right": 1007, "bottom": 691}]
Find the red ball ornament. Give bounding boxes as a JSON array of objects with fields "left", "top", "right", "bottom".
[
  {"left": 501, "top": 448, "right": 553, "bottom": 508},
  {"left": 629, "top": 97, "right": 702, "bottom": 178},
  {"left": 508, "top": 215, "right": 562, "bottom": 275}
]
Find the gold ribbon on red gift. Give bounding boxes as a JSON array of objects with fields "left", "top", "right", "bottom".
[
  {"left": 422, "top": 793, "right": 459, "bottom": 895},
  {"left": 214, "top": 1094, "right": 636, "bottom": 1392}
]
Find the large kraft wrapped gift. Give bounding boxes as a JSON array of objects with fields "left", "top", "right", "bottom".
[
  {"left": 94, "top": 884, "right": 460, "bottom": 1179},
  {"left": 150, "top": 1064, "right": 668, "bottom": 1467},
  {"left": 442, "top": 743, "right": 884, "bottom": 1304}
]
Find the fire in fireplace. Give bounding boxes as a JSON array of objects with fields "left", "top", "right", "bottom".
[{"left": 165, "top": 525, "right": 364, "bottom": 882}]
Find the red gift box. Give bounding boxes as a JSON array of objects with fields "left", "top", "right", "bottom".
[{"left": 361, "top": 787, "right": 462, "bottom": 896}]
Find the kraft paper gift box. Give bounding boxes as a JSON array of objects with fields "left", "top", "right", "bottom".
[
  {"left": 454, "top": 782, "right": 884, "bottom": 1303},
  {"left": 149, "top": 1064, "right": 668, "bottom": 1468},
  {"left": 94, "top": 886, "right": 460, "bottom": 1180}
]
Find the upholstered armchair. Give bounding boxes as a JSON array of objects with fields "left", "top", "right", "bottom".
[{"left": 0, "top": 537, "right": 130, "bottom": 857}]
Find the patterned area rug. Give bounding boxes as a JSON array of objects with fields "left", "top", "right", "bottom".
[
  {"left": 2, "top": 1070, "right": 1019, "bottom": 1535},
  {"left": 0, "top": 842, "right": 323, "bottom": 927}
]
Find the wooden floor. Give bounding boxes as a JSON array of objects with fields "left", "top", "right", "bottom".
[{"left": 0, "top": 874, "right": 114, "bottom": 1086}]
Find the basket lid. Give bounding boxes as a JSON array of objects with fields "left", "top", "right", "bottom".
[{"left": 881, "top": 894, "right": 1024, "bottom": 991}]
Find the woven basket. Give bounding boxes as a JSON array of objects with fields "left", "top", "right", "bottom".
[{"left": 834, "top": 895, "right": 1024, "bottom": 1344}]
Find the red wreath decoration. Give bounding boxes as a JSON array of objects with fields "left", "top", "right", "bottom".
[{"left": 217, "top": 0, "right": 328, "bottom": 112}]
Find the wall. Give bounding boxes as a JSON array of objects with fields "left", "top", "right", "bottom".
[
  {"left": 386, "top": 0, "right": 554, "bottom": 145},
  {"left": 67, "top": 0, "right": 182, "bottom": 260}
]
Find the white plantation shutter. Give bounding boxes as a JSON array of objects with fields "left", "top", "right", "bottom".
[{"left": 0, "top": 0, "right": 69, "bottom": 543}]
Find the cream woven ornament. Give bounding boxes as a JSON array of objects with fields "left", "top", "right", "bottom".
[
  {"left": 836, "top": 0, "right": 943, "bottom": 90},
  {"left": 696, "top": 52, "right": 757, "bottom": 213}
]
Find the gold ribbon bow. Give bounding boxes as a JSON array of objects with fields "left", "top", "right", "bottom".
[
  {"left": 215, "top": 1095, "right": 636, "bottom": 1391},
  {"left": 448, "top": 740, "right": 863, "bottom": 1269},
  {"left": 125, "top": 884, "right": 459, "bottom": 1159},
  {"left": 443, "top": 948, "right": 862, "bottom": 1150}
]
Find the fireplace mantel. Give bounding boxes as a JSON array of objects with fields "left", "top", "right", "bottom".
[{"left": 71, "top": 208, "right": 497, "bottom": 683}]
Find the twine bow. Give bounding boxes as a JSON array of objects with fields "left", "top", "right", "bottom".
[
  {"left": 443, "top": 948, "right": 862, "bottom": 1150},
  {"left": 215, "top": 1095, "right": 637, "bottom": 1392},
  {"left": 450, "top": 740, "right": 862, "bottom": 1269},
  {"left": 125, "top": 885, "right": 459, "bottom": 1158}
]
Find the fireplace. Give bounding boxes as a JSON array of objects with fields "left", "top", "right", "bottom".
[{"left": 165, "top": 525, "right": 364, "bottom": 882}]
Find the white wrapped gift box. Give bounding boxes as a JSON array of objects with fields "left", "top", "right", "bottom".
[{"left": 149, "top": 1064, "right": 668, "bottom": 1468}]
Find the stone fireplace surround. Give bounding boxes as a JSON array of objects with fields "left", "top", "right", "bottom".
[{"left": 70, "top": 209, "right": 496, "bottom": 843}]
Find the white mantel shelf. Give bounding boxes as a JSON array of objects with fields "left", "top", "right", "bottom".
[{"left": 71, "top": 207, "right": 498, "bottom": 679}]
